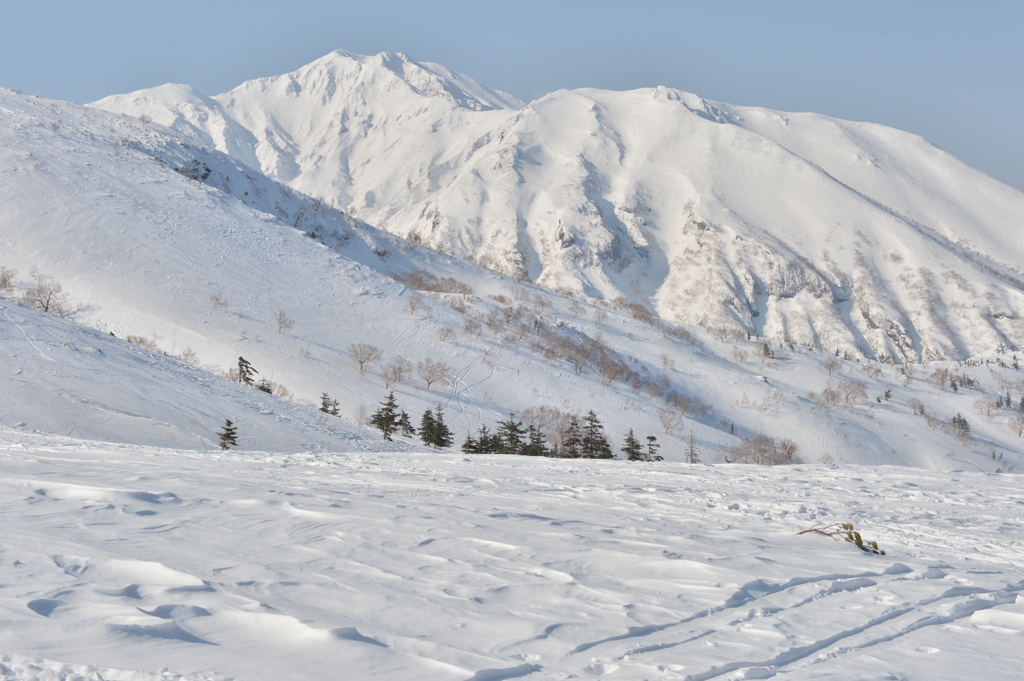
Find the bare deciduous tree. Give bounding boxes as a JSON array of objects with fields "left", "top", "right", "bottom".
[
  {"left": 349, "top": 343, "right": 383, "bottom": 375},
  {"left": 1010, "top": 414, "right": 1024, "bottom": 438},
  {"left": 839, "top": 379, "right": 868, "bottom": 405},
  {"left": 436, "top": 327, "right": 456, "bottom": 343},
  {"left": 22, "top": 275, "right": 70, "bottom": 316},
  {"left": 176, "top": 348, "right": 200, "bottom": 366},
  {"left": 907, "top": 398, "right": 926, "bottom": 416},
  {"left": 732, "top": 347, "right": 748, "bottom": 363},
  {"left": 417, "top": 358, "right": 452, "bottom": 389},
  {"left": 381, "top": 355, "right": 412, "bottom": 389},
  {"left": 210, "top": 293, "right": 227, "bottom": 310},
  {"left": 593, "top": 308, "right": 608, "bottom": 328},
  {"left": 657, "top": 408, "right": 683, "bottom": 435},
  {"left": 822, "top": 357, "right": 842, "bottom": 376},
  {"left": 275, "top": 311, "right": 295, "bottom": 334},
  {"left": 464, "top": 319, "right": 483, "bottom": 339},
  {"left": 405, "top": 294, "right": 425, "bottom": 316},
  {"left": 597, "top": 356, "right": 626, "bottom": 388}
]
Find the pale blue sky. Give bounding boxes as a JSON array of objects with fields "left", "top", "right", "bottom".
[{"left": 4, "top": 1, "right": 1022, "bottom": 190}]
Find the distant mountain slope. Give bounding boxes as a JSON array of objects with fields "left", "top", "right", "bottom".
[{"left": 92, "top": 51, "right": 1024, "bottom": 361}]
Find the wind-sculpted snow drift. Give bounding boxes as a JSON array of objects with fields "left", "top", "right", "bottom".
[{"left": 94, "top": 50, "right": 1024, "bottom": 361}]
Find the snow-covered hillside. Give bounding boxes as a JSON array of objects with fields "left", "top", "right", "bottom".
[
  {"left": 2, "top": 436, "right": 1023, "bottom": 680},
  {"left": 3, "top": 86, "right": 1024, "bottom": 472},
  {"left": 92, "top": 50, "right": 1024, "bottom": 362}
]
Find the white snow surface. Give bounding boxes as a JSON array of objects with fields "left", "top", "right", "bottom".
[
  {"left": 91, "top": 50, "right": 1024, "bottom": 362},
  {"left": 1, "top": 433, "right": 1023, "bottom": 680}
]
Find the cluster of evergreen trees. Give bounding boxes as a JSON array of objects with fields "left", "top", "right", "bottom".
[
  {"left": 370, "top": 392, "right": 453, "bottom": 448},
  {"left": 369, "top": 393, "right": 668, "bottom": 461}
]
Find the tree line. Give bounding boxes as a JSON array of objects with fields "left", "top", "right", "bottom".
[{"left": 368, "top": 391, "right": 666, "bottom": 462}]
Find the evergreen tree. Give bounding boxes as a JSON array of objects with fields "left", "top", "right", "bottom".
[
  {"left": 580, "top": 410, "right": 612, "bottom": 459},
  {"left": 496, "top": 413, "right": 526, "bottom": 454},
  {"left": 1019, "top": 395, "right": 1024, "bottom": 413},
  {"left": 218, "top": 419, "right": 238, "bottom": 450},
  {"left": 419, "top": 408, "right": 437, "bottom": 447},
  {"left": 256, "top": 378, "right": 273, "bottom": 394},
  {"left": 685, "top": 429, "right": 700, "bottom": 464},
  {"left": 420, "top": 405, "right": 454, "bottom": 449},
  {"left": 522, "top": 424, "right": 549, "bottom": 457},
  {"left": 950, "top": 378, "right": 958, "bottom": 393},
  {"left": 370, "top": 392, "right": 401, "bottom": 441},
  {"left": 1006, "top": 391, "right": 1012, "bottom": 409},
  {"left": 433, "top": 405, "right": 453, "bottom": 448},
  {"left": 645, "top": 435, "right": 663, "bottom": 462},
  {"left": 398, "top": 410, "right": 416, "bottom": 438},
  {"left": 237, "top": 356, "right": 257, "bottom": 385},
  {"left": 561, "top": 416, "right": 582, "bottom": 458},
  {"left": 463, "top": 425, "right": 497, "bottom": 454},
  {"left": 319, "top": 393, "right": 340, "bottom": 416},
  {"left": 621, "top": 428, "right": 643, "bottom": 461}
]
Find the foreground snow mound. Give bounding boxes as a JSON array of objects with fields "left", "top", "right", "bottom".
[
  {"left": 92, "top": 51, "right": 1024, "bottom": 361},
  {"left": 2, "top": 437, "right": 1023, "bottom": 679}
]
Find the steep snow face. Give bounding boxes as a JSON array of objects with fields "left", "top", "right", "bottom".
[{"left": 92, "top": 52, "right": 1024, "bottom": 361}]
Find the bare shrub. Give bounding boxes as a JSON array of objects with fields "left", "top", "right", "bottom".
[
  {"left": 392, "top": 269, "right": 473, "bottom": 295},
  {"left": 125, "top": 335, "right": 159, "bottom": 351},
  {"left": 568, "top": 301, "right": 585, "bottom": 318},
  {"left": 732, "top": 347, "right": 748, "bottom": 363},
  {"left": 862, "top": 363, "right": 882, "bottom": 379},
  {"left": 758, "top": 341, "right": 774, "bottom": 363},
  {"left": 0, "top": 266, "right": 16, "bottom": 293},
  {"left": 381, "top": 355, "right": 412, "bottom": 389},
  {"left": 488, "top": 294, "right": 511, "bottom": 305},
  {"left": 417, "top": 358, "right": 452, "bottom": 389},
  {"left": 726, "top": 434, "right": 802, "bottom": 465},
  {"left": 822, "top": 357, "right": 841, "bottom": 376},
  {"left": 176, "top": 348, "right": 200, "bottom": 366},
  {"left": 210, "top": 293, "right": 227, "bottom": 310},
  {"left": 660, "top": 352, "right": 675, "bottom": 370},
  {"left": 665, "top": 391, "right": 712, "bottom": 417},
  {"left": 594, "top": 308, "right": 608, "bottom": 327},
  {"left": 349, "top": 343, "right": 382, "bottom": 374},
  {"left": 436, "top": 327, "right": 456, "bottom": 343},
  {"left": 275, "top": 311, "right": 294, "bottom": 334},
  {"left": 273, "top": 383, "right": 293, "bottom": 400},
  {"left": 138, "top": 113, "right": 152, "bottom": 125}
]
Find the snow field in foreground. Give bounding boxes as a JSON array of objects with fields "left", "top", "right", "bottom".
[{"left": 1, "top": 433, "right": 1022, "bottom": 680}]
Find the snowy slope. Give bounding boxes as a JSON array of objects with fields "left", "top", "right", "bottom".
[
  {"left": 91, "top": 51, "right": 1024, "bottom": 362},
  {"left": 0, "top": 299, "right": 409, "bottom": 452},
  {"left": 2, "top": 435, "right": 1023, "bottom": 680},
  {"left": 4, "top": 87, "right": 1024, "bottom": 471}
]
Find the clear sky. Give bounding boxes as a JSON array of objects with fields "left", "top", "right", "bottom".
[{"left": 4, "top": 1, "right": 1022, "bottom": 190}]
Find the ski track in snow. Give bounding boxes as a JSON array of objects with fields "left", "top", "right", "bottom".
[{"left": 1, "top": 436, "right": 1023, "bottom": 680}]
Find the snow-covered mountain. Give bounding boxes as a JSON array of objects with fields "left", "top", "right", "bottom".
[
  {"left": 92, "top": 50, "right": 1024, "bottom": 362},
  {"left": 3, "top": 85, "right": 1024, "bottom": 473}
]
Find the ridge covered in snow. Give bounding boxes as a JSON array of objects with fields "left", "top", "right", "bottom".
[{"left": 92, "top": 50, "right": 1024, "bottom": 362}]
